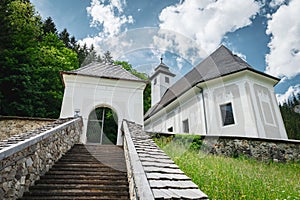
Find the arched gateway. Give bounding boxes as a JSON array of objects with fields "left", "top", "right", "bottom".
[{"left": 59, "top": 62, "right": 146, "bottom": 145}]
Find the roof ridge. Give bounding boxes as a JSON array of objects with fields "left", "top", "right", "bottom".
[{"left": 62, "top": 61, "right": 146, "bottom": 83}]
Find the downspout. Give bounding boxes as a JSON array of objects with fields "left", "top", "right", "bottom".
[{"left": 196, "top": 86, "right": 208, "bottom": 135}]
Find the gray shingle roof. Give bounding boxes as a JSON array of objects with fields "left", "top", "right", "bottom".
[
  {"left": 62, "top": 62, "right": 145, "bottom": 82},
  {"left": 125, "top": 120, "right": 208, "bottom": 199},
  {"left": 144, "top": 45, "right": 279, "bottom": 120}
]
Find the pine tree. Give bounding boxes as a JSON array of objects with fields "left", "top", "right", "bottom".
[
  {"left": 103, "top": 51, "right": 113, "bottom": 64},
  {"left": 43, "top": 17, "right": 57, "bottom": 35},
  {"left": 59, "top": 28, "right": 70, "bottom": 48}
]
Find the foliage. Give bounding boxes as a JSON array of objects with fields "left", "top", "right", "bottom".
[
  {"left": 114, "top": 61, "right": 151, "bottom": 113},
  {"left": 154, "top": 136, "right": 300, "bottom": 200},
  {"left": 153, "top": 134, "right": 203, "bottom": 151},
  {"left": 86, "top": 107, "right": 118, "bottom": 144},
  {"left": 103, "top": 51, "right": 113, "bottom": 64},
  {"left": 279, "top": 93, "right": 300, "bottom": 140},
  {"left": 0, "top": 0, "right": 78, "bottom": 118},
  {"left": 42, "top": 17, "right": 57, "bottom": 35}
]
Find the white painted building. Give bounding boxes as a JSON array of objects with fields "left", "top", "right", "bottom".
[
  {"left": 60, "top": 62, "right": 146, "bottom": 144},
  {"left": 144, "top": 45, "right": 288, "bottom": 139}
]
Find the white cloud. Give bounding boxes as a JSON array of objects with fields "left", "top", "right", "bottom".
[
  {"left": 265, "top": 0, "right": 300, "bottom": 79},
  {"left": 232, "top": 50, "right": 247, "bottom": 61},
  {"left": 269, "top": 0, "right": 286, "bottom": 8},
  {"left": 86, "top": 0, "right": 133, "bottom": 38},
  {"left": 176, "top": 57, "right": 184, "bottom": 70},
  {"left": 276, "top": 84, "right": 300, "bottom": 104},
  {"left": 157, "top": 0, "right": 260, "bottom": 59}
]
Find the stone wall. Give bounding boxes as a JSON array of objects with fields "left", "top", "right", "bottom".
[
  {"left": 0, "top": 116, "right": 54, "bottom": 141},
  {"left": 0, "top": 117, "right": 82, "bottom": 200},
  {"left": 202, "top": 136, "right": 300, "bottom": 163}
]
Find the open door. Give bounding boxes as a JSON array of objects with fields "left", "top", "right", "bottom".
[{"left": 86, "top": 107, "right": 118, "bottom": 144}]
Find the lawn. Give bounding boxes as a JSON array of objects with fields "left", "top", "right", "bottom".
[{"left": 153, "top": 135, "right": 300, "bottom": 200}]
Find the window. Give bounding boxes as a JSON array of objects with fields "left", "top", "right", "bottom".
[
  {"left": 220, "top": 103, "right": 235, "bottom": 126},
  {"left": 154, "top": 78, "right": 157, "bottom": 85},
  {"left": 165, "top": 76, "right": 169, "bottom": 83},
  {"left": 182, "top": 119, "right": 189, "bottom": 133},
  {"left": 167, "top": 127, "right": 173, "bottom": 132}
]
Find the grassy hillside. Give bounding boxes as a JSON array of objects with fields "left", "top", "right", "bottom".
[{"left": 154, "top": 135, "right": 300, "bottom": 200}]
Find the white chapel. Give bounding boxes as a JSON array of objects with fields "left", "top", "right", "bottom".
[
  {"left": 60, "top": 62, "right": 146, "bottom": 145},
  {"left": 144, "top": 45, "right": 288, "bottom": 139}
]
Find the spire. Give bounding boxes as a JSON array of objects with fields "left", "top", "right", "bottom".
[{"left": 160, "top": 57, "right": 163, "bottom": 64}]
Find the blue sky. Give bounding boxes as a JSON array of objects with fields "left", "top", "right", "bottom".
[{"left": 31, "top": 0, "right": 300, "bottom": 103}]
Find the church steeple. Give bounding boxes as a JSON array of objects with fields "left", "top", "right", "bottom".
[{"left": 150, "top": 58, "right": 176, "bottom": 106}]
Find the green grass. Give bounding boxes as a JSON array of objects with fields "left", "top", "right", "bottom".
[{"left": 153, "top": 135, "right": 300, "bottom": 200}]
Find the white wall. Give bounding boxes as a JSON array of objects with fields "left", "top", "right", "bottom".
[
  {"left": 151, "top": 73, "right": 174, "bottom": 106},
  {"left": 60, "top": 74, "right": 146, "bottom": 144},
  {"left": 145, "top": 71, "right": 288, "bottom": 139}
]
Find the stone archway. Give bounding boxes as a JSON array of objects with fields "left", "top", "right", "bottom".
[{"left": 86, "top": 107, "right": 118, "bottom": 145}]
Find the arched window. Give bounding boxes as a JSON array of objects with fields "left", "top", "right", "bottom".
[{"left": 86, "top": 107, "right": 118, "bottom": 144}]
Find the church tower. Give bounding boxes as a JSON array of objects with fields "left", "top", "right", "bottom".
[{"left": 150, "top": 58, "right": 176, "bottom": 106}]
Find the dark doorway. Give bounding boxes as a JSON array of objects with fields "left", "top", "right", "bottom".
[{"left": 87, "top": 107, "right": 118, "bottom": 144}]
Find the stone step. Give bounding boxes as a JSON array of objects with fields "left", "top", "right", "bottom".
[
  {"left": 20, "top": 195, "right": 129, "bottom": 200},
  {"left": 22, "top": 189, "right": 129, "bottom": 197},
  {"left": 29, "top": 184, "right": 129, "bottom": 190},
  {"left": 49, "top": 166, "right": 124, "bottom": 172},
  {"left": 53, "top": 162, "right": 126, "bottom": 168},
  {"left": 35, "top": 178, "right": 128, "bottom": 185},
  {"left": 22, "top": 194, "right": 128, "bottom": 200},
  {"left": 40, "top": 171, "right": 127, "bottom": 180},
  {"left": 19, "top": 144, "right": 129, "bottom": 200},
  {"left": 45, "top": 170, "right": 126, "bottom": 176}
]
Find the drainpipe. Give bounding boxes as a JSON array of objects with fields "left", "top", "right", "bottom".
[{"left": 196, "top": 86, "right": 208, "bottom": 135}]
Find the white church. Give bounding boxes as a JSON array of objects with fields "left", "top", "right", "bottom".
[
  {"left": 144, "top": 45, "right": 288, "bottom": 139},
  {"left": 59, "top": 45, "right": 288, "bottom": 145}
]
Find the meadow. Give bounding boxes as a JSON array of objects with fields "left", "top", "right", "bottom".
[{"left": 153, "top": 135, "right": 300, "bottom": 200}]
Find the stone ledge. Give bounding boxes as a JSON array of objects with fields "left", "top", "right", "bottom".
[
  {"left": 149, "top": 132, "right": 300, "bottom": 163},
  {"left": 0, "top": 118, "right": 80, "bottom": 161},
  {"left": 0, "top": 117, "right": 82, "bottom": 199}
]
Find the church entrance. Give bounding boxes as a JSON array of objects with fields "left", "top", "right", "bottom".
[{"left": 86, "top": 107, "right": 118, "bottom": 145}]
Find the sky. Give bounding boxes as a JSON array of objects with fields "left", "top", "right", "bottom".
[{"left": 30, "top": 0, "right": 300, "bottom": 103}]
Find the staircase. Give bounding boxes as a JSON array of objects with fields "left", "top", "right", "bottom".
[{"left": 19, "top": 144, "right": 129, "bottom": 200}]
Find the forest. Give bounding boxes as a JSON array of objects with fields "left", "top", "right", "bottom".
[{"left": 0, "top": 0, "right": 299, "bottom": 140}]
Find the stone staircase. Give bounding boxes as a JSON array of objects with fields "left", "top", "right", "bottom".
[{"left": 19, "top": 144, "right": 129, "bottom": 200}]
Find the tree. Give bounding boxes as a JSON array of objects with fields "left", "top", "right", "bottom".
[
  {"left": 42, "top": 17, "right": 57, "bottom": 35},
  {"left": 30, "top": 33, "right": 79, "bottom": 117},
  {"left": 103, "top": 51, "right": 113, "bottom": 64},
  {"left": 0, "top": 0, "right": 42, "bottom": 51},
  {"left": 59, "top": 28, "right": 70, "bottom": 48},
  {"left": 279, "top": 93, "right": 300, "bottom": 140},
  {"left": 0, "top": 0, "right": 43, "bottom": 116},
  {"left": 0, "top": 0, "right": 79, "bottom": 118},
  {"left": 114, "top": 61, "right": 151, "bottom": 113}
]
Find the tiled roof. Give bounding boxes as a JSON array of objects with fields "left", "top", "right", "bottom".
[
  {"left": 62, "top": 62, "right": 145, "bottom": 82},
  {"left": 124, "top": 120, "right": 208, "bottom": 199},
  {"left": 150, "top": 61, "right": 176, "bottom": 80},
  {"left": 144, "top": 45, "right": 280, "bottom": 120}
]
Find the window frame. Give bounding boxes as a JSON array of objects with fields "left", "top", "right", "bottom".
[
  {"left": 220, "top": 102, "right": 235, "bottom": 126},
  {"left": 182, "top": 119, "right": 189, "bottom": 133},
  {"left": 165, "top": 76, "right": 169, "bottom": 84}
]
